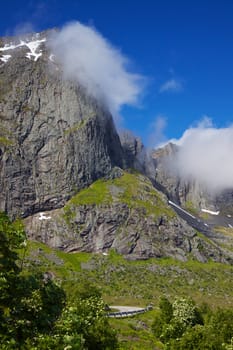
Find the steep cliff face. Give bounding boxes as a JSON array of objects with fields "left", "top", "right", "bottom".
[
  {"left": 0, "top": 32, "right": 123, "bottom": 217},
  {"left": 120, "top": 131, "right": 145, "bottom": 171}
]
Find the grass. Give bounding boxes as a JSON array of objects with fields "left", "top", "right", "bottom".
[
  {"left": 19, "top": 240, "right": 233, "bottom": 349},
  {"left": 21, "top": 241, "right": 233, "bottom": 309},
  {"left": 214, "top": 226, "right": 233, "bottom": 236},
  {"left": 63, "top": 171, "right": 175, "bottom": 224},
  {"left": 212, "top": 226, "right": 233, "bottom": 252},
  {"left": 184, "top": 200, "right": 199, "bottom": 216},
  {"left": 67, "top": 179, "right": 112, "bottom": 206},
  {"left": 113, "top": 172, "right": 174, "bottom": 218},
  {"left": 196, "top": 230, "right": 217, "bottom": 246},
  {"left": 110, "top": 310, "right": 161, "bottom": 350}
]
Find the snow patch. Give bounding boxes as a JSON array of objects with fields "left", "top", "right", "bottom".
[
  {"left": 38, "top": 212, "right": 51, "bottom": 220},
  {"left": 0, "top": 37, "right": 46, "bottom": 61},
  {"left": 25, "top": 39, "right": 45, "bottom": 61},
  {"left": 201, "top": 208, "right": 220, "bottom": 216},
  {"left": 0, "top": 43, "right": 20, "bottom": 51},
  {"left": 49, "top": 54, "right": 55, "bottom": 62},
  {"left": 0, "top": 54, "right": 11, "bottom": 63}
]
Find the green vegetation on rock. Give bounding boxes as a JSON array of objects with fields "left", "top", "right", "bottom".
[
  {"left": 0, "top": 125, "right": 14, "bottom": 148},
  {"left": 64, "top": 171, "right": 175, "bottom": 220},
  {"left": 184, "top": 201, "right": 199, "bottom": 216},
  {"left": 64, "top": 112, "right": 97, "bottom": 136},
  {"left": 0, "top": 136, "right": 13, "bottom": 147},
  {"left": 68, "top": 179, "right": 112, "bottom": 206},
  {"left": 64, "top": 120, "right": 86, "bottom": 135}
]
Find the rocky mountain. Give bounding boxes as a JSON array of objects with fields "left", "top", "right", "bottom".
[
  {"left": 0, "top": 31, "right": 232, "bottom": 263},
  {"left": 25, "top": 169, "right": 230, "bottom": 263},
  {"left": 0, "top": 31, "right": 123, "bottom": 218}
]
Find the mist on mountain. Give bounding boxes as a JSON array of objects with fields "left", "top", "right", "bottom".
[
  {"left": 47, "top": 21, "right": 144, "bottom": 119},
  {"left": 167, "top": 118, "right": 233, "bottom": 193}
]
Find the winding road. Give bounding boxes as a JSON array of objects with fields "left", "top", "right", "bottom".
[{"left": 108, "top": 305, "right": 152, "bottom": 318}]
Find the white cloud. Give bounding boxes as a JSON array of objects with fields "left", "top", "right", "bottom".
[
  {"left": 159, "top": 78, "right": 183, "bottom": 93},
  {"left": 169, "top": 118, "right": 233, "bottom": 192},
  {"left": 47, "top": 21, "right": 144, "bottom": 117},
  {"left": 148, "top": 115, "right": 167, "bottom": 148}
]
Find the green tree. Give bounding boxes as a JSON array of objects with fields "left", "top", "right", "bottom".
[
  {"left": 0, "top": 212, "right": 27, "bottom": 329},
  {"left": 177, "top": 324, "right": 223, "bottom": 350},
  {"left": 0, "top": 212, "right": 66, "bottom": 348},
  {"left": 172, "top": 297, "right": 203, "bottom": 328},
  {"left": 159, "top": 296, "right": 173, "bottom": 323},
  {"left": 53, "top": 296, "right": 118, "bottom": 349},
  {"left": 152, "top": 296, "right": 204, "bottom": 347},
  {"left": 152, "top": 295, "right": 233, "bottom": 350},
  {"left": 152, "top": 296, "right": 173, "bottom": 338},
  {"left": 209, "top": 308, "right": 233, "bottom": 346},
  {"left": 0, "top": 212, "right": 118, "bottom": 349}
]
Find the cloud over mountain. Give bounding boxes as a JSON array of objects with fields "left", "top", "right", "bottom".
[
  {"left": 170, "top": 118, "right": 233, "bottom": 192},
  {"left": 48, "top": 21, "right": 144, "bottom": 117}
]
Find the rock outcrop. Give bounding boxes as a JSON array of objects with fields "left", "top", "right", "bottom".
[
  {"left": 24, "top": 171, "right": 231, "bottom": 263},
  {"left": 120, "top": 131, "right": 145, "bottom": 171}
]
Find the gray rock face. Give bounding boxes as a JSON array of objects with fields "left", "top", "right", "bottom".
[
  {"left": 24, "top": 171, "right": 232, "bottom": 263},
  {"left": 0, "top": 32, "right": 123, "bottom": 217},
  {"left": 25, "top": 201, "right": 230, "bottom": 263},
  {"left": 120, "top": 131, "right": 144, "bottom": 171}
]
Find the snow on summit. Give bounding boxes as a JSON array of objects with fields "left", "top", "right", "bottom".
[{"left": 0, "top": 35, "right": 46, "bottom": 62}]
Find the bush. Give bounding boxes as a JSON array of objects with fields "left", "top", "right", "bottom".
[{"left": 152, "top": 295, "right": 233, "bottom": 350}]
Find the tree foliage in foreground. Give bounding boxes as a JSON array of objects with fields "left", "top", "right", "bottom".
[
  {"left": 152, "top": 296, "right": 233, "bottom": 350},
  {"left": 0, "top": 212, "right": 118, "bottom": 349}
]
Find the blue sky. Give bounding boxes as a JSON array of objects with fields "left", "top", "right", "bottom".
[{"left": 1, "top": 0, "right": 233, "bottom": 146}]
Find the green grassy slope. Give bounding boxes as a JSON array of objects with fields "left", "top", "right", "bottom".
[
  {"left": 64, "top": 171, "right": 175, "bottom": 222},
  {"left": 22, "top": 241, "right": 233, "bottom": 308}
]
